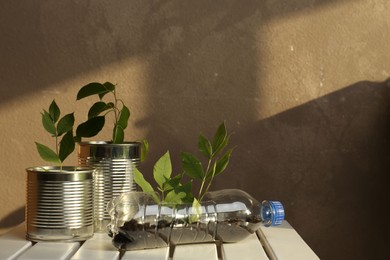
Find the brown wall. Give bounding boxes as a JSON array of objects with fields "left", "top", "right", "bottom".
[{"left": 1, "top": 1, "right": 389, "bottom": 259}]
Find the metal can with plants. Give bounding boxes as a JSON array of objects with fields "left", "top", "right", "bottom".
[{"left": 26, "top": 166, "right": 94, "bottom": 242}]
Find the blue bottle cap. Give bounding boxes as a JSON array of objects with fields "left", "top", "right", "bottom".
[{"left": 269, "top": 201, "right": 285, "bottom": 226}]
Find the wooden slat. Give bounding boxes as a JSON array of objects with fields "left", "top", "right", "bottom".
[
  {"left": 172, "top": 243, "right": 218, "bottom": 260},
  {"left": 257, "top": 221, "right": 319, "bottom": 260},
  {"left": 0, "top": 224, "right": 32, "bottom": 260},
  {"left": 70, "top": 233, "right": 119, "bottom": 260},
  {"left": 1, "top": 221, "right": 320, "bottom": 260},
  {"left": 18, "top": 242, "right": 80, "bottom": 260},
  {"left": 121, "top": 246, "right": 169, "bottom": 260},
  {"left": 0, "top": 240, "right": 32, "bottom": 260},
  {"left": 222, "top": 233, "right": 269, "bottom": 260}
]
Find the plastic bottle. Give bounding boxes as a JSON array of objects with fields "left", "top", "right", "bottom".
[{"left": 107, "top": 189, "right": 284, "bottom": 251}]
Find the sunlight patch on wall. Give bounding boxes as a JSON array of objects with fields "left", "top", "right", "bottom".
[{"left": 254, "top": 0, "right": 390, "bottom": 120}]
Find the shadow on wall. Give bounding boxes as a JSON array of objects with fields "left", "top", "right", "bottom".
[
  {"left": 0, "top": 207, "right": 25, "bottom": 231},
  {"left": 212, "top": 79, "right": 389, "bottom": 260}
]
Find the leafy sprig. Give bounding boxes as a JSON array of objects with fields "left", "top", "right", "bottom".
[
  {"left": 35, "top": 82, "right": 147, "bottom": 170},
  {"left": 35, "top": 100, "right": 75, "bottom": 169},
  {"left": 134, "top": 122, "right": 234, "bottom": 205},
  {"left": 184, "top": 122, "right": 234, "bottom": 201},
  {"left": 135, "top": 151, "right": 193, "bottom": 205},
  {"left": 75, "top": 82, "right": 130, "bottom": 143}
]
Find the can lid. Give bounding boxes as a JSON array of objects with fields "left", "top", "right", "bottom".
[{"left": 268, "top": 201, "right": 285, "bottom": 226}]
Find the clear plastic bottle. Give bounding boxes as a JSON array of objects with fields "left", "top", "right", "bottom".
[{"left": 107, "top": 189, "right": 284, "bottom": 251}]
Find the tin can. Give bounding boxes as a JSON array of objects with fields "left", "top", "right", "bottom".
[
  {"left": 25, "top": 166, "right": 94, "bottom": 242},
  {"left": 78, "top": 141, "right": 141, "bottom": 232}
]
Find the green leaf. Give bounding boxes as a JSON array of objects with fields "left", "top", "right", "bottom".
[
  {"left": 174, "top": 181, "right": 193, "bottom": 203},
  {"left": 117, "top": 105, "right": 130, "bottom": 130},
  {"left": 198, "top": 134, "right": 212, "bottom": 158},
  {"left": 57, "top": 113, "right": 75, "bottom": 136},
  {"left": 163, "top": 174, "right": 182, "bottom": 192},
  {"left": 153, "top": 151, "right": 172, "bottom": 190},
  {"left": 77, "top": 82, "right": 113, "bottom": 100},
  {"left": 58, "top": 131, "right": 75, "bottom": 162},
  {"left": 35, "top": 142, "right": 61, "bottom": 164},
  {"left": 140, "top": 139, "right": 149, "bottom": 162},
  {"left": 49, "top": 100, "right": 60, "bottom": 123},
  {"left": 181, "top": 152, "right": 204, "bottom": 180},
  {"left": 134, "top": 168, "right": 154, "bottom": 193},
  {"left": 76, "top": 116, "right": 105, "bottom": 138},
  {"left": 134, "top": 168, "right": 160, "bottom": 203},
  {"left": 165, "top": 190, "right": 186, "bottom": 204},
  {"left": 189, "top": 198, "right": 202, "bottom": 223},
  {"left": 88, "top": 101, "right": 114, "bottom": 119},
  {"left": 99, "top": 82, "right": 116, "bottom": 99},
  {"left": 112, "top": 124, "right": 124, "bottom": 143},
  {"left": 41, "top": 110, "right": 56, "bottom": 136},
  {"left": 74, "top": 135, "right": 81, "bottom": 143},
  {"left": 211, "top": 122, "right": 228, "bottom": 157},
  {"left": 213, "top": 148, "right": 234, "bottom": 177}
]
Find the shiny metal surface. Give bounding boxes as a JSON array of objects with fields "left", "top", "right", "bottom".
[
  {"left": 25, "top": 166, "right": 94, "bottom": 242},
  {"left": 78, "top": 141, "right": 141, "bottom": 232}
]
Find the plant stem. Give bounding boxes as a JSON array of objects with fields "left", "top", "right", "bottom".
[
  {"left": 200, "top": 169, "right": 216, "bottom": 202},
  {"left": 55, "top": 135, "right": 59, "bottom": 156},
  {"left": 55, "top": 134, "right": 63, "bottom": 172},
  {"left": 111, "top": 88, "right": 120, "bottom": 142},
  {"left": 112, "top": 89, "right": 119, "bottom": 123},
  {"left": 198, "top": 158, "right": 212, "bottom": 200},
  {"left": 198, "top": 181, "right": 205, "bottom": 200}
]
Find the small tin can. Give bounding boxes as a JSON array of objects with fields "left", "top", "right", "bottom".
[{"left": 25, "top": 166, "right": 94, "bottom": 242}]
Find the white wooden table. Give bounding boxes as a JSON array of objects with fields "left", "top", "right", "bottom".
[{"left": 0, "top": 221, "right": 319, "bottom": 260}]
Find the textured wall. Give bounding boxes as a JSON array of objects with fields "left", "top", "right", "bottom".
[{"left": 1, "top": 1, "right": 389, "bottom": 259}]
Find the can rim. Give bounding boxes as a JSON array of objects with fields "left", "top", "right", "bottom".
[
  {"left": 77, "top": 141, "right": 141, "bottom": 147},
  {"left": 26, "top": 166, "right": 94, "bottom": 173},
  {"left": 26, "top": 166, "right": 94, "bottom": 181}
]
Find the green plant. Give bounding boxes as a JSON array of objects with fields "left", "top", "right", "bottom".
[
  {"left": 35, "top": 82, "right": 148, "bottom": 168},
  {"left": 134, "top": 122, "right": 234, "bottom": 205},
  {"left": 75, "top": 82, "right": 130, "bottom": 143},
  {"left": 35, "top": 100, "right": 76, "bottom": 169}
]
